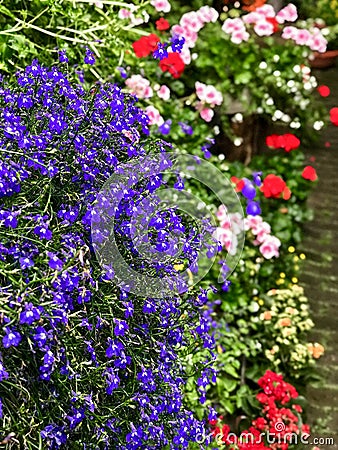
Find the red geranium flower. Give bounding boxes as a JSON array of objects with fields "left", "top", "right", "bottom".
[
  {"left": 283, "top": 133, "right": 300, "bottom": 152},
  {"left": 159, "top": 52, "right": 185, "bottom": 78},
  {"left": 317, "top": 85, "right": 330, "bottom": 97},
  {"left": 230, "top": 176, "right": 245, "bottom": 192},
  {"left": 132, "top": 33, "right": 160, "bottom": 58},
  {"left": 266, "top": 134, "right": 284, "bottom": 149},
  {"left": 302, "top": 165, "right": 317, "bottom": 181},
  {"left": 156, "top": 17, "right": 170, "bottom": 31},
  {"left": 266, "top": 17, "right": 279, "bottom": 33},
  {"left": 266, "top": 133, "right": 300, "bottom": 152},
  {"left": 330, "top": 107, "right": 338, "bottom": 126},
  {"left": 261, "top": 174, "right": 291, "bottom": 200}
]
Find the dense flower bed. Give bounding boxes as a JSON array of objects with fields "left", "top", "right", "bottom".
[{"left": 0, "top": 61, "right": 220, "bottom": 449}]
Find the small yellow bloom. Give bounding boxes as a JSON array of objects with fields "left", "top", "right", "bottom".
[
  {"left": 300, "top": 253, "right": 306, "bottom": 260},
  {"left": 288, "top": 246, "right": 295, "bottom": 253},
  {"left": 293, "top": 255, "right": 299, "bottom": 262},
  {"left": 258, "top": 299, "right": 264, "bottom": 306},
  {"left": 280, "top": 272, "right": 286, "bottom": 278},
  {"left": 292, "top": 277, "right": 298, "bottom": 283}
]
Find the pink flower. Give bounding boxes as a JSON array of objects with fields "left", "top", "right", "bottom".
[
  {"left": 293, "top": 29, "right": 311, "bottom": 46},
  {"left": 195, "top": 82, "right": 223, "bottom": 107},
  {"left": 125, "top": 75, "right": 153, "bottom": 99},
  {"left": 255, "top": 4, "right": 276, "bottom": 18},
  {"left": 216, "top": 205, "right": 229, "bottom": 224},
  {"left": 222, "top": 18, "right": 245, "bottom": 34},
  {"left": 231, "top": 29, "right": 250, "bottom": 44},
  {"left": 145, "top": 106, "right": 164, "bottom": 126},
  {"left": 244, "top": 215, "right": 263, "bottom": 232},
  {"left": 195, "top": 81, "right": 206, "bottom": 99},
  {"left": 171, "top": 24, "right": 185, "bottom": 36},
  {"left": 180, "top": 11, "right": 204, "bottom": 33},
  {"left": 200, "top": 108, "right": 214, "bottom": 122},
  {"left": 282, "top": 26, "right": 297, "bottom": 40},
  {"left": 118, "top": 8, "right": 131, "bottom": 19},
  {"left": 214, "top": 227, "right": 238, "bottom": 255},
  {"left": 308, "top": 29, "right": 327, "bottom": 52},
  {"left": 197, "top": 6, "right": 219, "bottom": 24},
  {"left": 150, "top": 0, "right": 171, "bottom": 13},
  {"left": 276, "top": 3, "right": 298, "bottom": 24},
  {"left": 157, "top": 85, "right": 170, "bottom": 101},
  {"left": 179, "top": 45, "right": 192, "bottom": 64},
  {"left": 254, "top": 224, "right": 272, "bottom": 244},
  {"left": 259, "top": 235, "right": 281, "bottom": 259},
  {"left": 180, "top": 27, "right": 198, "bottom": 48},
  {"left": 204, "top": 85, "right": 223, "bottom": 106},
  {"left": 243, "top": 12, "right": 262, "bottom": 24},
  {"left": 254, "top": 20, "right": 275, "bottom": 37}
]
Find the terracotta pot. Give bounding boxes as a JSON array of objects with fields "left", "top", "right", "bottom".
[{"left": 310, "top": 50, "right": 338, "bottom": 69}]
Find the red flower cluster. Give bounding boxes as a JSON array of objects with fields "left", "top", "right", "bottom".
[
  {"left": 156, "top": 17, "right": 170, "bottom": 31},
  {"left": 132, "top": 34, "right": 160, "bottom": 58},
  {"left": 302, "top": 165, "right": 317, "bottom": 181},
  {"left": 317, "top": 85, "right": 330, "bottom": 97},
  {"left": 330, "top": 107, "right": 338, "bottom": 126},
  {"left": 266, "top": 17, "right": 279, "bottom": 33},
  {"left": 210, "top": 370, "right": 312, "bottom": 450},
  {"left": 261, "top": 174, "right": 291, "bottom": 200},
  {"left": 159, "top": 52, "right": 185, "bottom": 78},
  {"left": 266, "top": 134, "right": 300, "bottom": 152}
]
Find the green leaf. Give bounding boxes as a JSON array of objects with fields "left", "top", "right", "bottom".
[{"left": 0, "top": 5, "right": 15, "bottom": 19}]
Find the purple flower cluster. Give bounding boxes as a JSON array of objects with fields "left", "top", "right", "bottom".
[
  {"left": 0, "top": 60, "right": 217, "bottom": 448},
  {"left": 240, "top": 173, "right": 262, "bottom": 216},
  {"left": 153, "top": 36, "right": 185, "bottom": 60}
]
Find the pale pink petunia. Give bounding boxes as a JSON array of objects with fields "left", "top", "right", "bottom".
[
  {"left": 276, "top": 3, "right": 298, "bottom": 24},
  {"left": 145, "top": 106, "right": 164, "bottom": 126},
  {"left": 195, "top": 81, "right": 206, "bottom": 99},
  {"left": 222, "top": 18, "right": 245, "bottom": 35},
  {"left": 150, "top": 0, "right": 171, "bottom": 13},
  {"left": 281, "top": 25, "right": 297, "bottom": 40},
  {"left": 204, "top": 85, "right": 223, "bottom": 106},
  {"left": 308, "top": 29, "right": 327, "bottom": 53},
  {"left": 118, "top": 8, "right": 131, "bottom": 19},
  {"left": 259, "top": 235, "right": 281, "bottom": 259},
  {"left": 200, "top": 108, "right": 214, "bottom": 122},
  {"left": 255, "top": 4, "right": 276, "bottom": 18},
  {"left": 254, "top": 19, "right": 275, "bottom": 37},
  {"left": 179, "top": 44, "right": 192, "bottom": 64},
  {"left": 231, "top": 29, "right": 250, "bottom": 44},
  {"left": 293, "top": 29, "right": 311, "bottom": 46},
  {"left": 157, "top": 85, "right": 170, "bottom": 101},
  {"left": 180, "top": 11, "right": 204, "bottom": 33},
  {"left": 197, "top": 6, "right": 219, "bottom": 24},
  {"left": 180, "top": 27, "right": 199, "bottom": 48},
  {"left": 171, "top": 24, "right": 185, "bottom": 36},
  {"left": 214, "top": 227, "right": 238, "bottom": 256},
  {"left": 216, "top": 204, "right": 229, "bottom": 224},
  {"left": 125, "top": 75, "right": 153, "bottom": 99},
  {"left": 244, "top": 215, "right": 263, "bottom": 232},
  {"left": 243, "top": 12, "right": 262, "bottom": 24}
]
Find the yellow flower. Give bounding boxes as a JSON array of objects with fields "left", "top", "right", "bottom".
[
  {"left": 300, "top": 253, "right": 306, "bottom": 260},
  {"left": 288, "top": 246, "right": 295, "bottom": 253},
  {"left": 292, "top": 277, "right": 298, "bottom": 283}
]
